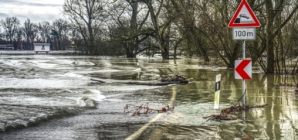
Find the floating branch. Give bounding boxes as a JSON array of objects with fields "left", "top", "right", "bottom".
[
  {"left": 161, "top": 75, "right": 189, "bottom": 84},
  {"left": 276, "top": 83, "right": 298, "bottom": 87},
  {"left": 204, "top": 89, "right": 268, "bottom": 122},
  {"left": 220, "top": 104, "right": 268, "bottom": 114},
  {"left": 203, "top": 113, "right": 237, "bottom": 121},
  {"left": 203, "top": 104, "right": 268, "bottom": 122},
  {"left": 91, "top": 75, "right": 189, "bottom": 86},
  {"left": 124, "top": 103, "right": 174, "bottom": 116}
]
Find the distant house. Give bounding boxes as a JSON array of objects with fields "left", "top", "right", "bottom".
[
  {"left": 0, "top": 45, "right": 7, "bottom": 50},
  {"left": 0, "top": 44, "right": 14, "bottom": 50},
  {"left": 34, "top": 43, "right": 50, "bottom": 54},
  {"left": 7, "top": 44, "right": 14, "bottom": 49}
]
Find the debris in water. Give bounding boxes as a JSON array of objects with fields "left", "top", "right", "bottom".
[
  {"left": 161, "top": 75, "right": 189, "bottom": 84},
  {"left": 276, "top": 83, "right": 297, "bottom": 87},
  {"left": 124, "top": 103, "right": 174, "bottom": 116},
  {"left": 203, "top": 104, "right": 268, "bottom": 122},
  {"left": 91, "top": 75, "right": 190, "bottom": 86},
  {"left": 204, "top": 90, "right": 268, "bottom": 121}
]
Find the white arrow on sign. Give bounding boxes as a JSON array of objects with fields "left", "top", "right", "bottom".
[{"left": 235, "top": 60, "right": 252, "bottom": 79}]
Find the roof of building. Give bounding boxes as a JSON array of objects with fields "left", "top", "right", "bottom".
[
  {"left": 33, "top": 43, "right": 50, "bottom": 46},
  {"left": 0, "top": 44, "right": 13, "bottom": 48}
]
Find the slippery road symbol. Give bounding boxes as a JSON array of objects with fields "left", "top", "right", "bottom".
[{"left": 240, "top": 14, "right": 249, "bottom": 19}]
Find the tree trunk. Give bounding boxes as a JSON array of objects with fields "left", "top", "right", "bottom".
[
  {"left": 265, "top": 0, "right": 275, "bottom": 74},
  {"left": 227, "top": 42, "right": 241, "bottom": 68},
  {"left": 126, "top": 1, "right": 138, "bottom": 58},
  {"left": 147, "top": 0, "right": 169, "bottom": 60}
]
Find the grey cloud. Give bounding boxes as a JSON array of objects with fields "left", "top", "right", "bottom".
[
  {"left": 0, "top": 12, "right": 9, "bottom": 17},
  {"left": 0, "top": 0, "right": 64, "bottom": 23},
  {"left": 0, "top": 0, "right": 62, "bottom": 7},
  {"left": 12, "top": 13, "right": 65, "bottom": 24},
  {"left": 0, "top": 12, "right": 64, "bottom": 24}
]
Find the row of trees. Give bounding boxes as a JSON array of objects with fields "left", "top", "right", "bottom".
[
  {"left": 0, "top": 0, "right": 297, "bottom": 74},
  {"left": 0, "top": 18, "right": 71, "bottom": 50}
]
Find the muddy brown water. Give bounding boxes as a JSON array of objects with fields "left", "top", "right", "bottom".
[{"left": 0, "top": 55, "right": 297, "bottom": 140}]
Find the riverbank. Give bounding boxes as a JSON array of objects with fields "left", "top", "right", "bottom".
[{"left": 0, "top": 50, "right": 79, "bottom": 55}]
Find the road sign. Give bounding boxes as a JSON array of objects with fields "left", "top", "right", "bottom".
[
  {"left": 235, "top": 60, "right": 252, "bottom": 79},
  {"left": 233, "top": 28, "right": 256, "bottom": 40},
  {"left": 228, "top": 0, "right": 261, "bottom": 27},
  {"left": 214, "top": 74, "right": 221, "bottom": 109}
]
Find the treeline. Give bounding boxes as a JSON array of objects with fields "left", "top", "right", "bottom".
[
  {"left": 1, "top": 0, "right": 298, "bottom": 74},
  {"left": 0, "top": 18, "right": 71, "bottom": 50}
]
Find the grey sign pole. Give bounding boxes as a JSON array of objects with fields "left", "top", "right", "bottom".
[{"left": 242, "top": 41, "right": 246, "bottom": 106}]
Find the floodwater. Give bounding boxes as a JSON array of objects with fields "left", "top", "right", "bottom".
[{"left": 0, "top": 55, "right": 297, "bottom": 140}]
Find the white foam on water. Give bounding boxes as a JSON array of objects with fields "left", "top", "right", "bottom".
[
  {"left": 0, "top": 96, "right": 77, "bottom": 107},
  {"left": 62, "top": 72, "right": 84, "bottom": 78},
  {"left": 29, "top": 59, "right": 58, "bottom": 69},
  {"left": 97, "top": 85, "right": 160, "bottom": 92},
  {"left": 85, "top": 89, "right": 106, "bottom": 101},
  {"left": 76, "top": 61, "right": 95, "bottom": 66},
  {"left": 76, "top": 89, "right": 106, "bottom": 107},
  {"left": 0, "top": 78, "right": 87, "bottom": 88}
]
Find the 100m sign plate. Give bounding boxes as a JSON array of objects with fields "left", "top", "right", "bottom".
[{"left": 233, "top": 28, "right": 256, "bottom": 40}]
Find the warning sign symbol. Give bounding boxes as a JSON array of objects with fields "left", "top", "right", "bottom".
[{"left": 228, "top": 0, "right": 261, "bottom": 27}]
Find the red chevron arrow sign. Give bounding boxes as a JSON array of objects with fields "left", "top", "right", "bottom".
[{"left": 235, "top": 60, "right": 252, "bottom": 79}]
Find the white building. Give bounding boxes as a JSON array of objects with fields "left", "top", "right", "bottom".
[{"left": 34, "top": 43, "right": 50, "bottom": 54}]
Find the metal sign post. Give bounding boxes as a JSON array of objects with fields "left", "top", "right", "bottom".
[{"left": 242, "top": 41, "right": 246, "bottom": 105}]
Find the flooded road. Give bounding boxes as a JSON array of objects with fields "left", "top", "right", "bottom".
[{"left": 0, "top": 55, "right": 297, "bottom": 140}]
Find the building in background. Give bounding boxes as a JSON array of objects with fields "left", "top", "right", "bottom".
[
  {"left": 34, "top": 43, "right": 50, "bottom": 54},
  {"left": 0, "top": 44, "right": 14, "bottom": 50}
]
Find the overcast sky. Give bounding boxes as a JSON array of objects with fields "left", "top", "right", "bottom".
[{"left": 0, "top": 0, "right": 65, "bottom": 24}]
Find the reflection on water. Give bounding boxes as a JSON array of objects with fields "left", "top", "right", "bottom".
[
  {"left": 136, "top": 73, "right": 298, "bottom": 140},
  {"left": 0, "top": 55, "right": 297, "bottom": 139}
]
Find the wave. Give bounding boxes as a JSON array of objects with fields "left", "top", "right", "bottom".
[
  {"left": 0, "top": 106, "right": 83, "bottom": 132},
  {"left": 0, "top": 89, "right": 106, "bottom": 132}
]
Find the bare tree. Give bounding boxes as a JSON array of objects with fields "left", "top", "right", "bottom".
[
  {"left": 247, "top": 0, "right": 298, "bottom": 74},
  {"left": 0, "top": 17, "right": 20, "bottom": 44},
  {"left": 140, "top": 0, "right": 174, "bottom": 59},
  {"left": 38, "top": 21, "right": 51, "bottom": 43},
  {"left": 15, "top": 27, "right": 23, "bottom": 50},
  {"left": 170, "top": 0, "right": 210, "bottom": 61},
  {"left": 52, "top": 19, "right": 70, "bottom": 50},
  {"left": 107, "top": 0, "right": 151, "bottom": 57},
  {"left": 23, "top": 19, "right": 38, "bottom": 50},
  {"left": 263, "top": 0, "right": 298, "bottom": 74},
  {"left": 63, "top": 0, "right": 106, "bottom": 54}
]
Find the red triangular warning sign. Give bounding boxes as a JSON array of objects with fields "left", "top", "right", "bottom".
[{"left": 228, "top": 0, "right": 261, "bottom": 28}]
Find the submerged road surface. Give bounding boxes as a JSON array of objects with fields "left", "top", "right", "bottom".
[{"left": 0, "top": 55, "right": 298, "bottom": 140}]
